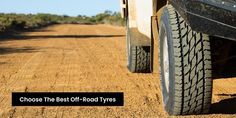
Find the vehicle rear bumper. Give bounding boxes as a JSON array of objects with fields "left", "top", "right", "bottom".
[{"left": 169, "top": 0, "right": 236, "bottom": 40}]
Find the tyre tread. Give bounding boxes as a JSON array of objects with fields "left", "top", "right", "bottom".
[
  {"left": 165, "top": 5, "right": 212, "bottom": 115},
  {"left": 128, "top": 46, "right": 151, "bottom": 73}
]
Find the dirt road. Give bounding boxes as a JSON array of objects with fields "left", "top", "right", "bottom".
[{"left": 0, "top": 24, "right": 235, "bottom": 118}]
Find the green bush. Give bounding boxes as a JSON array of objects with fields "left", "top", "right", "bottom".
[
  {"left": 91, "top": 10, "right": 125, "bottom": 26},
  {"left": 0, "top": 11, "right": 124, "bottom": 33}
]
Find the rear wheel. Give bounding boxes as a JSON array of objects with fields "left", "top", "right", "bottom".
[
  {"left": 126, "top": 22, "right": 151, "bottom": 73},
  {"left": 125, "top": 4, "right": 151, "bottom": 73},
  {"left": 158, "top": 5, "right": 212, "bottom": 115}
]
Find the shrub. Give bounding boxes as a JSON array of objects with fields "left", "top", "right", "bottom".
[{"left": 0, "top": 11, "right": 124, "bottom": 32}]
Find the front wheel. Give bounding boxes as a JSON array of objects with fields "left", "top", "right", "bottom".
[{"left": 158, "top": 5, "right": 212, "bottom": 115}]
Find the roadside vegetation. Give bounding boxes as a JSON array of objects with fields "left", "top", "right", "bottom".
[{"left": 0, "top": 11, "right": 124, "bottom": 33}]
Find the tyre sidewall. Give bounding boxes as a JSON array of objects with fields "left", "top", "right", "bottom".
[{"left": 159, "top": 7, "right": 176, "bottom": 114}]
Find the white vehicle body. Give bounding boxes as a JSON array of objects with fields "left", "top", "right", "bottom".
[{"left": 120, "top": 0, "right": 153, "bottom": 38}]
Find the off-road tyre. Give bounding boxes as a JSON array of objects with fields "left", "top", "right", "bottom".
[
  {"left": 126, "top": 25, "right": 151, "bottom": 73},
  {"left": 126, "top": 12, "right": 151, "bottom": 73},
  {"left": 127, "top": 45, "right": 151, "bottom": 73},
  {"left": 158, "top": 5, "right": 212, "bottom": 115}
]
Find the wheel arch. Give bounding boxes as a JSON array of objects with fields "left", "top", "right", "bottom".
[{"left": 153, "top": 0, "right": 168, "bottom": 15}]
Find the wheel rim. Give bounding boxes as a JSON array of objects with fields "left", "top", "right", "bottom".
[
  {"left": 126, "top": 20, "right": 131, "bottom": 66},
  {"left": 127, "top": 36, "right": 131, "bottom": 65},
  {"left": 163, "top": 33, "right": 170, "bottom": 93}
]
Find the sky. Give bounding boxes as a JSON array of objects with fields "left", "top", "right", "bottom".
[{"left": 0, "top": 0, "right": 120, "bottom": 16}]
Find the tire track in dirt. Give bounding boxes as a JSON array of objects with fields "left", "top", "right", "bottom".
[{"left": 0, "top": 38, "right": 56, "bottom": 116}]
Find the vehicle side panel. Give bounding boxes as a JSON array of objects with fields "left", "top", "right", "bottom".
[{"left": 135, "top": 0, "right": 153, "bottom": 38}]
